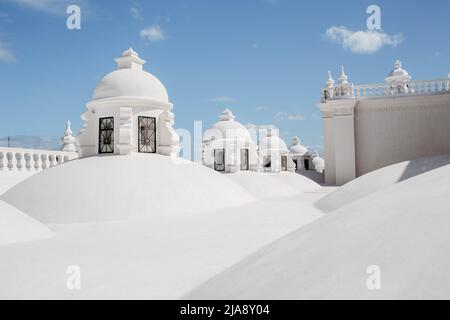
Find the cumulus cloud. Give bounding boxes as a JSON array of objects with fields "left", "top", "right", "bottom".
[
  {"left": 209, "top": 96, "right": 238, "bottom": 103},
  {"left": 140, "top": 24, "right": 165, "bottom": 42},
  {"left": 325, "top": 26, "right": 404, "bottom": 54}
]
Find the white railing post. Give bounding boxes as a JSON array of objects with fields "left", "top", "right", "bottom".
[
  {"left": 15, "top": 152, "right": 23, "bottom": 171},
  {"left": 24, "top": 153, "right": 32, "bottom": 171},
  {"left": 41, "top": 154, "right": 48, "bottom": 170},
  {"left": 33, "top": 153, "right": 40, "bottom": 171},
  {"left": 7, "top": 152, "right": 14, "bottom": 171}
]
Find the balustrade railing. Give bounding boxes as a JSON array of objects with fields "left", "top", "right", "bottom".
[
  {"left": 354, "top": 78, "right": 450, "bottom": 99},
  {"left": 0, "top": 147, "right": 78, "bottom": 172},
  {"left": 323, "top": 77, "right": 450, "bottom": 101}
]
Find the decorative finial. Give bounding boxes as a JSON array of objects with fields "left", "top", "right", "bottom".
[
  {"left": 219, "top": 108, "right": 236, "bottom": 121},
  {"left": 292, "top": 136, "right": 300, "bottom": 145},
  {"left": 61, "top": 120, "right": 77, "bottom": 152},
  {"left": 115, "top": 48, "right": 146, "bottom": 70},
  {"left": 394, "top": 59, "right": 402, "bottom": 69},
  {"left": 339, "top": 66, "right": 348, "bottom": 83},
  {"left": 326, "top": 70, "right": 334, "bottom": 87}
]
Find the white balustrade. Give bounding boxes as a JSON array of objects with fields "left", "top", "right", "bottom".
[
  {"left": 323, "top": 77, "right": 450, "bottom": 101},
  {"left": 0, "top": 147, "right": 78, "bottom": 173}
]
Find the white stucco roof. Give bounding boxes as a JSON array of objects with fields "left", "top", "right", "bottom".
[
  {"left": 92, "top": 48, "right": 169, "bottom": 103},
  {"left": 204, "top": 109, "right": 253, "bottom": 142}
]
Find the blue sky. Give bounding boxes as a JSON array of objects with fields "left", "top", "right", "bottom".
[{"left": 1, "top": 0, "right": 450, "bottom": 153}]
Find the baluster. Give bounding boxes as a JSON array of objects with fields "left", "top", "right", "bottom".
[
  {"left": 56, "top": 155, "right": 62, "bottom": 165},
  {"left": 41, "top": 154, "right": 48, "bottom": 170},
  {"left": 33, "top": 154, "right": 40, "bottom": 171},
  {"left": 24, "top": 153, "right": 32, "bottom": 171},
  {"left": 15, "top": 153, "right": 23, "bottom": 171},
  {"left": 64, "top": 155, "right": 69, "bottom": 162},
  {"left": 7, "top": 152, "right": 14, "bottom": 171},
  {"left": 0, "top": 152, "right": 4, "bottom": 171},
  {"left": 49, "top": 154, "right": 56, "bottom": 167}
]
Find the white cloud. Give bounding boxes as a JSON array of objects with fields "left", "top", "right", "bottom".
[
  {"left": 0, "top": 42, "right": 15, "bottom": 62},
  {"left": 8, "top": 0, "right": 83, "bottom": 15},
  {"left": 274, "top": 112, "right": 305, "bottom": 122},
  {"left": 255, "top": 106, "right": 269, "bottom": 112},
  {"left": 140, "top": 24, "right": 165, "bottom": 42},
  {"left": 325, "top": 26, "right": 404, "bottom": 54},
  {"left": 287, "top": 114, "right": 305, "bottom": 121},
  {"left": 274, "top": 112, "right": 287, "bottom": 122},
  {"left": 209, "top": 96, "right": 238, "bottom": 103},
  {"left": 130, "top": 7, "right": 142, "bottom": 20}
]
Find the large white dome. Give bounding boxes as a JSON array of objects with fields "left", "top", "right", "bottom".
[
  {"left": 93, "top": 69, "right": 169, "bottom": 102},
  {"left": 92, "top": 48, "right": 169, "bottom": 103}
]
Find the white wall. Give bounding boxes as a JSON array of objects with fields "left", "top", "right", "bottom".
[{"left": 355, "top": 94, "right": 450, "bottom": 176}]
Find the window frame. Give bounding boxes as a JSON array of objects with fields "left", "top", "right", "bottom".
[{"left": 98, "top": 117, "right": 115, "bottom": 154}]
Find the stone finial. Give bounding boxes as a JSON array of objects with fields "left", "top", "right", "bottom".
[
  {"left": 339, "top": 66, "right": 349, "bottom": 84},
  {"left": 61, "top": 120, "right": 77, "bottom": 152},
  {"left": 292, "top": 136, "right": 300, "bottom": 145},
  {"left": 326, "top": 71, "right": 335, "bottom": 87},
  {"left": 219, "top": 108, "right": 236, "bottom": 121},
  {"left": 115, "top": 47, "right": 146, "bottom": 70}
]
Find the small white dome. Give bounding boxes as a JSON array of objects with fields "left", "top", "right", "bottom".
[
  {"left": 289, "top": 137, "right": 308, "bottom": 156},
  {"left": 204, "top": 109, "right": 253, "bottom": 142},
  {"left": 312, "top": 152, "right": 325, "bottom": 166},
  {"left": 259, "top": 129, "right": 288, "bottom": 151},
  {"left": 386, "top": 60, "right": 410, "bottom": 80},
  {"left": 92, "top": 48, "right": 169, "bottom": 103}
]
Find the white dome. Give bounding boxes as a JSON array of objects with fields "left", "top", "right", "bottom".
[
  {"left": 386, "top": 60, "right": 410, "bottom": 80},
  {"left": 204, "top": 109, "right": 253, "bottom": 142},
  {"left": 92, "top": 48, "right": 169, "bottom": 103},
  {"left": 93, "top": 69, "right": 169, "bottom": 102},
  {"left": 289, "top": 137, "right": 308, "bottom": 155},
  {"left": 312, "top": 152, "right": 325, "bottom": 166},
  {"left": 259, "top": 129, "right": 288, "bottom": 151}
]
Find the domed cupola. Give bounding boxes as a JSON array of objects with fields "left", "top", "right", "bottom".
[
  {"left": 385, "top": 60, "right": 412, "bottom": 94},
  {"left": 312, "top": 151, "right": 325, "bottom": 167},
  {"left": 77, "top": 49, "right": 179, "bottom": 158},
  {"left": 204, "top": 109, "right": 253, "bottom": 143},
  {"left": 259, "top": 128, "right": 289, "bottom": 152},
  {"left": 92, "top": 48, "right": 170, "bottom": 104},
  {"left": 202, "top": 109, "right": 259, "bottom": 173},
  {"left": 289, "top": 136, "right": 308, "bottom": 156}
]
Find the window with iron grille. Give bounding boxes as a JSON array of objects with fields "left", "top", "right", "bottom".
[
  {"left": 99, "top": 117, "right": 114, "bottom": 154},
  {"left": 214, "top": 149, "right": 225, "bottom": 171},
  {"left": 240, "top": 149, "right": 249, "bottom": 171},
  {"left": 138, "top": 116, "right": 156, "bottom": 153}
]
